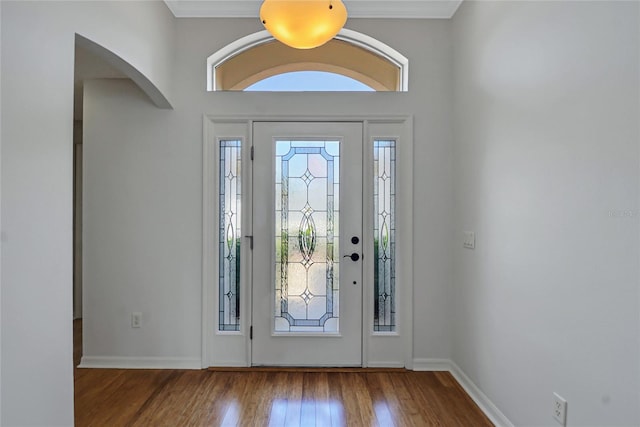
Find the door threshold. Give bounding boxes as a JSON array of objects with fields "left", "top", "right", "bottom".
[{"left": 207, "top": 366, "right": 408, "bottom": 373}]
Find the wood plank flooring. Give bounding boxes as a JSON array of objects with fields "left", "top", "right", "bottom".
[{"left": 74, "top": 320, "right": 493, "bottom": 426}]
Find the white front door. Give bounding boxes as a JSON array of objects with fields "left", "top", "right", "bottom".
[{"left": 251, "top": 122, "right": 363, "bottom": 366}]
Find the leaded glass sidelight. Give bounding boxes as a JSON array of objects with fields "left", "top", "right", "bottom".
[
  {"left": 373, "top": 140, "right": 396, "bottom": 332},
  {"left": 275, "top": 140, "right": 340, "bottom": 333},
  {"left": 219, "top": 140, "right": 241, "bottom": 331}
]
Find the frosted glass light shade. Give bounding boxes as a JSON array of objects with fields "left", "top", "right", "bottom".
[{"left": 260, "top": 0, "right": 348, "bottom": 49}]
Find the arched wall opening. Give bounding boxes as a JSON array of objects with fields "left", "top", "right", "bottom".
[
  {"left": 75, "top": 34, "right": 173, "bottom": 109},
  {"left": 72, "top": 33, "right": 174, "bottom": 369}
]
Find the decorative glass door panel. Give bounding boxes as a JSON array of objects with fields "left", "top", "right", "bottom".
[
  {"left": 373, "top": 140, "right": 396, "bottom": 332},
  {"left": 275, "top": 140, "right": 340, "bottom": 333},
  {"left": 252, "top": 122, "right": 362, "bottom": 366},
  {"left": 219, "top": 140, "right": 242, "bottom": 331}
]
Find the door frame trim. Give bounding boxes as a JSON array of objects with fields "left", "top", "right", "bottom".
[{"left": 202, "top": 115, "right": 413, "bottom": 369}]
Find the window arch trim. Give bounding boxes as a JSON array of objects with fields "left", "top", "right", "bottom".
[{"left": 206, "top": 29, "right": 409, "bottom": 92}]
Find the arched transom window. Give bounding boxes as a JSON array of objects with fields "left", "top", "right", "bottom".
[{"left": 207, "top": 29, "right": 408, "bottom": 92}]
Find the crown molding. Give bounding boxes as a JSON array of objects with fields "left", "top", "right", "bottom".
[{"left": 164, "top": 0, "right": 463, "bottom": 19}]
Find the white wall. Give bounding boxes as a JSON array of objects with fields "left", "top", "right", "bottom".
[
  {"left": 0, "top": 1, "right": 174, "bottom": 425},
  {"left": 451, "top": 1, "right": 640, "bottom": 425},
  {"left": 0, "top": 1, "right": 3, "bottom": 421},
  {"left": 81, "top": 18, "right": 454, "bottom": 365},
  {"left": 82, "top": 79, "right": 200, "bottom": 364}
]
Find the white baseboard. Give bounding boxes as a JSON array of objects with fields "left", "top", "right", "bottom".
[
  {"left": 366, "top": 361, "right": 406, "bottom": 368},
  {"left": 205, "top": 361, "right": 251, "bottom": 367},
  {"left": 412, "top": 358, "right": 452, "bottom": 371},
  {"left": 413, "top": 358, "right": 514, "bottom": 427},
  {"left": 79, "top": 356, "right": 202, "bottom": 370}
]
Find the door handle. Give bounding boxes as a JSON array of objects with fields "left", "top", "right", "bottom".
[{"left": 343, "top": 253, "right": 360, "bottom": 262}]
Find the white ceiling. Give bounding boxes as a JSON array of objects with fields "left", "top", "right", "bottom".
[{"left": 164, "top": 0, "right": 463, "bottom": 19}]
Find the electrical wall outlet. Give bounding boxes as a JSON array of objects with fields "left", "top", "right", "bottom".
[
  {"left": 131, "top": 312, "right": 142, "bottom": 328},
  {"left": 553, "top": 392, "right": 567, "bottom": 426}
]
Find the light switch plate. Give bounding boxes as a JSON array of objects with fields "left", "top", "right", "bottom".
[
  {"left": 131, "top": 312, "right": 142, "bottom": 328},
  {"left": 463, "top": 231, "right": 475, "bottom": 249}
]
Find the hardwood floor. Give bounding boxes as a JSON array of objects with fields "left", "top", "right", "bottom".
[{"left": 74, "top": 320, "right": 493, "bottom": 426}]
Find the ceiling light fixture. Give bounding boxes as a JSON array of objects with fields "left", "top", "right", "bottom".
[{"left": 260, "top": 0, "right": 348, "bottom": 49}]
